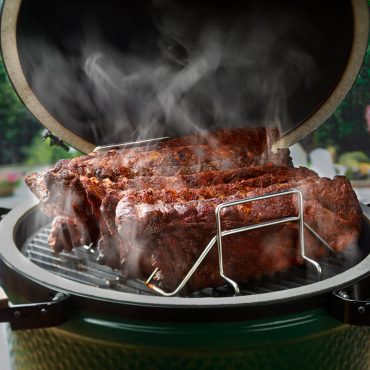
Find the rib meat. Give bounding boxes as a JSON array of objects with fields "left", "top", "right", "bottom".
[
  {"left": 24, "top": 127, "right": 363, "bottom": 294},
  {"left": 79, "top": 164, "right": 315, "bottom": 270},
  {"left": 25, "top": 127, "right": 291, "bottom": 259},
  {"left": 115, "top": 175, "right": 362, "bottom": 292}
]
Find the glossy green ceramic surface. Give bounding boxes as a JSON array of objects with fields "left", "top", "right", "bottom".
[{"left": 7, "top": 309, "right": 370, "bottom": 370}]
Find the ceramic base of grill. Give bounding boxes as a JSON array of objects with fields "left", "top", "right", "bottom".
[
  {"left": 2, "top": 201, "right": 370, "bottom": 370},
  {"left": 7, "top": 309, "right": 370, "bottom": 370}
]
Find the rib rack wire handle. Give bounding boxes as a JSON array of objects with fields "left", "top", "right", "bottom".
[
  {"left": 93, "top": 137, "right": 170, "bottom": 152},
  {"left": 146, "top": 189, "right": 332, "bottom": 297}
]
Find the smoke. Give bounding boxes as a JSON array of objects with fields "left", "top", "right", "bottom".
[
  {"left": 19, "top": 1, "right": 333, "bottom": 292},
  {"left": 18, "top": 0, "right": 319, "bottom": 146}
]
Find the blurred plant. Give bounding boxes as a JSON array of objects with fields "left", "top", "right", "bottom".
[
  {"left": 0, "top": 56, "right": 40, "bottom": 165},
  {"left": 339, "top": 151, "right": 370, "bottom": 180},
  {"left": 23, "top": 136, "right": 81, "bottom": 165},
  {"left": 1, "top": 54, "right": 80, "bottom": 165},
  {"left": 0, "top": 171, "right": 21, "bottom": 188},
  {"left": 339, "top": 151, "right": 369, "bottom": 166},
  {"left": 0, "top": 170, "right": 22, "bottom": 196},
  {"left": 307, "top": 38, "right": 370, "bottom": 157}
]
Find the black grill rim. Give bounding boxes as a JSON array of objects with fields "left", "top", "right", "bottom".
[
  {"left": 0, "top": 198, "right": 370, "bottom": 322},
  {"left": 21, "top": 223, "right": 364, "bottom": 299}
]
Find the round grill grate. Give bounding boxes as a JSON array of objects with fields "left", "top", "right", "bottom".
[{"left": 21, "top": 224, "right": 365, "bottom": 298}]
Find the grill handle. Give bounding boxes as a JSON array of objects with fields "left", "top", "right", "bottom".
[
  {"left": 330, "top": 274, "right": 370, "bottom": 326},
  {"left": 0, "top": 288, "right": 73, "bottom": 330},
  {"left": 0, "top": 208, "right": 10, "bottom": 218},
  {"left": 0, "top": 207, "right": 74, "bottom": 330},
  {"left": 330, "top": 203, "right": 370, "bottom": 326}
]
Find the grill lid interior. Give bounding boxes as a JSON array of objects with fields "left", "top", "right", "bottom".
[{"left": 1, "top": 0, "right": 368, "bottom": 153}]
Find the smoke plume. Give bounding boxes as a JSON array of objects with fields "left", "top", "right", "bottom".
[{"left": 18, "top": 0, "right": 319, "bottom": 146}]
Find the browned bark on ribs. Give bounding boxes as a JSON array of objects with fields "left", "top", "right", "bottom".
[
  {"left": 25, "top": 128, "right": 291, "bottom": 257},
  {"left": 81, "top": 164, "right": 315, "bottom": 267},
  {"left": 77, "top": 165, "right": 315, "bottom": 270},
  {"left": 26, "top": 144, "right": 285, "bottom": 247},
  {"left": 25, "top": 147, "right": 274, "bottom": 216},
  {"left": 82, "top": 164, "right": 315, "bottom": 229},
  {"left": 23, "top": 127, "right": 363, "bottom": 293},
  {"left": 25, "top": 128, "right": 290, "bottom": 214},
  {"left": 115, "top": 176, "right": 362, "bottom": 292}
]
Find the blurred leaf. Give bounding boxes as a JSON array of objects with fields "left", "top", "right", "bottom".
[
  {"left": 23, "top": 136, "right": 81, "bottom": 165},
  {"left": 309, "top": 33, "right": 370, "bottom": 157},
  {"left": 0, "top": 56, "right": 40, "bottom": 164}
]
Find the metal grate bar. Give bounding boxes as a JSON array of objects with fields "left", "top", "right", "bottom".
[
  {"left": 22, "top": 226, "right": 157, "bottom": 295},
  {"left": 22, "top": 223, "right": 361, "bottom": 298}
]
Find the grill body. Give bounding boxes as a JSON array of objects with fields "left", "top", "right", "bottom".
[
  {"left": 7, "top": 310, "right": 370, "bottom": 370},
  {"left": 1, "top": 201, "right": 370, "bottom": 369}
]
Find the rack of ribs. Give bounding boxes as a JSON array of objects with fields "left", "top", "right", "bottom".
[
  {"left": 25, "top": 128, "right": 362, "bottom": 294},
  {"left": 26, "top": 128, "right": 290, "bottom": 258},
  {"left": 115, "top": 175, "right": 361, "bottom": 292}
]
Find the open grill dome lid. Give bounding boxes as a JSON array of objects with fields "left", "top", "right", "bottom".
[{"left": 0, "top": 0, "right": 369, "bottom": 154}]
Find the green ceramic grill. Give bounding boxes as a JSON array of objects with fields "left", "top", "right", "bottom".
[
  {"left": 1, "top": 199, "right": 370, "bottom": 369},
  {"left": 0, "top": 0, "right": 370, "bottom": 369}
]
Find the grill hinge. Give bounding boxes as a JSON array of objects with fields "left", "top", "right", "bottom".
[
  {"left": 0, "top": 288, "right": 73, "bottom": 330},
  {"left": 0, "top": 208, "right": 10, "bottom": 220},
  {"left": 41, "top": 129, "right": 70, "bottom": 152}
]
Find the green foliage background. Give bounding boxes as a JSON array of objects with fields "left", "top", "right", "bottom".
[
  {"left": 0, "top": 56, "right": 39, "bottom": 164},
  {"left": 306, "top": 40, "right": 370, "bottom": 156},
  {"left": 0, "top": 56, "right": 79, "bottom": 165}
]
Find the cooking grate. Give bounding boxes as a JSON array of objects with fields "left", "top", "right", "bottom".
[{"left": 21, "top": 224, "right": 363, "bottom": 298}]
